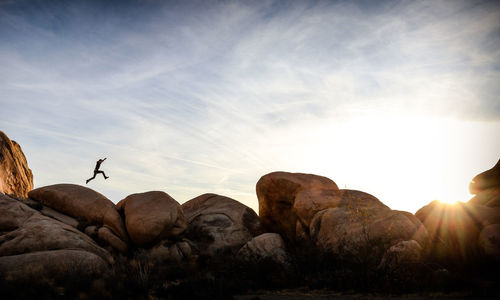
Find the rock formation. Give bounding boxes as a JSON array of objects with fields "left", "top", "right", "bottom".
[
  {"left": 117, "top": 191, "right": 186, "bottom": 247},
  {"left": 416, "top": 159, "right": 500, "bottom": 262},
  {"left": 0, "top": 130, "right": 33, "bottom": 198},
  {"left": 1, "top": 130, "right": 499, "bottom": 297},
  {"left": 182, "top": 193, "right": 261, "bottom": 256},
  {"left": 0, "top": 193, "right": 113, "bottom": 289},
  {"left": 469, "top": 159, "right": 500, "bottom": 196},
  {"left": 28, "top": 184, "right": 128, "bottom": 252},
  {"left": 257, "top": 172, "right": 428, "bottom": 262}
]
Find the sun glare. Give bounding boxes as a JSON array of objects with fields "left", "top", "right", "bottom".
[
  {"left": 437, "top": 199, "right": 460, "bottom": 205},
  {"left": 304, "top": 115, "right": 480, "bottom": 212}
]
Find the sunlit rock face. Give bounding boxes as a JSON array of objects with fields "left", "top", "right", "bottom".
[
  {"left": 117, "top": 191, "right": 186, "bottom": 247},
  {"left": 0, "top": 193, "right": 112, "bottom": 285},
  {"left": 0, "top": 130, "right": 33, "bottom": 198},
  {"left": 182, "top": 193, "right": 262, "bottom": 256},
  {"left": 29, "top": 184, "right": 128, "bottom": 252},
  {"left": 257, "top": 172, "right": 428, "bottom": 262}
]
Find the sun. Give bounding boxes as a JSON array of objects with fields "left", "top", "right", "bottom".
[{"left": 437, "top": 199, "right": 460, "bottom": 205}]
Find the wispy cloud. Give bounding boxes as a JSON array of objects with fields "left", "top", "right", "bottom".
[{"left": 1, "top": 0, "right": 499, "bottom": 212}]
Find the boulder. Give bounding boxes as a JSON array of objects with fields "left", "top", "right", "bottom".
[
  {"left": 415, "top": 200, "right": 500, "bottom": 262},
  {"left": 149, "top": 239, "right": 193, "bottom": 263},
  {"left": 0, "top": 130, "right": 33, "bottom": 198},
  {"left": 28, "top": 184, "right": 127, "bottom": 242},
  {"left": 0, "top": 249, "right": 109, "bottom": 283},
  {"left": 98, "top": 226, "right": 128, "bottom": 253},
  {"left": 478, "top": 224, "right": 500, "bottom": 259},
  {"left": 237, "top": 233, "right": 289, "bottom": 265},
  {"left": 257, "top": 172, "right": 428, "bottom": 261},
  {"left": 117, "top": 191, "right": 186, "bottom": 247},
  {"left": 0, "top": 193, "right": 113, "bottom": 264},
  {"left": 257, "top": 172, "right": 339, "bottom": 242},
  {"left": 469, "top": 159, "right": 500, "bottom": 194},
  {"left": 378, "top": 240, "right": 423, "bottom": 271},
  {"left": 182, "top": 193, "right": 261, "bottom": 256},
  {"left": 469, "top": 187, "right": 500, "bottom": 207}
]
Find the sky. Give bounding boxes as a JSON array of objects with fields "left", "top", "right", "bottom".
[{"left": 0, "top": 0, "right": 499, "bottom": 214}]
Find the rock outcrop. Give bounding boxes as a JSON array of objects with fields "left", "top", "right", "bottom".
[
  {"left": 117, "top": 191, "right": 186, "bottom": 247},
  {"left": 28, "top": 184, "right": 128, "bottom": 252},
  {"left": 469, "top": 159, "right": 500, "bottom": 195},
  {"left": 0, "top": 193, "right": 113, "bottom": 263},
  {"left": 0, "top": 193, "right": 113, "bottom": 290},
  {"left": 257, "top": 172, "right": 428, "bottom": 261},
  {"left": 0, "top": 130, "right": 33, "bottom": 198},
  {"left": 469, "top": 160, "right": 500, "bottom": 208},
  {"left": 416, "top": 159, "right": 500, "bottom": 262},
  {"left": 182, "top": 193, "right": 261, "bottom": 256}
]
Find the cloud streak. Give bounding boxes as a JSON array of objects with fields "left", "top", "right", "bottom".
[{"left": 1, "top": 0, "right": 499, "bottom": 212}]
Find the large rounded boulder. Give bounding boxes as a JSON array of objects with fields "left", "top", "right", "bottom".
[
  {"left": 257, "top": 172, "right": 428, "bottom": 261},
  {"left": 28, "top": 184, "right": 128, "bottom": 251},
  {"left": 0, "top": 193, "right": 113, "bottom": 290},
  {"left": 0, "top": 130, "right": 33, "bottom": 198},
  {"left": 0, "top": 194, "right": 112, "bottom": 262},
  {"left": 117, "top": 191, "right": 186, "bottom": 247},
  {"left": 257, "top": 172, "right": 339, "bottom": 242},
  {"left": 182, "top": 193, "right": 261, "bottom": 256}
]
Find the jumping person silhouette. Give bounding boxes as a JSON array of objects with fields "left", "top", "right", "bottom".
[{"left": 86, "top": 158, "right": 109, "bottom": 184}]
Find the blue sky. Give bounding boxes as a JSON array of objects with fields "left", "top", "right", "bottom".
[{"left": 1, "top": 0, "right": 499, "bottom": 213}]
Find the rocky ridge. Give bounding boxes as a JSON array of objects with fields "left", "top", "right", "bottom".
[{"left": 0, "top": 130, "right": 499, "bottom": 298}]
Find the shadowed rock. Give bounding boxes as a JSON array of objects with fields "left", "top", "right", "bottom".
[
  {"left": 415, "top": 200, "right": 500, "bottom": 262},
  {"left": 237, "top": 233, "right": 289, "bottom": 265},
  {"left": 149, "top": 239, "right": 193, "bottom": 263},
  {"left": 479, "top": 224, "right": 500, "bottom": 259},
  {"left": 0, "top": 249, "right": 109, "bottom": 283},
  {"left": 182, "top": 193, "right": 261, "bottom": 256},
  {"left": 418, "top": 160, "right": 500, "bottom": 263},
  {"left": 378, "top": 239, "right": 423, "bottom": 271},
  {"left": 28, "top": 184, "right": 128, "bottom": 244},
  {"left": 0, "top": 130, "right": 33, "bottom": 198},
  {"left": 117, "top": 191, "right": 186, "bottom": 247},
  {"left": 0, "top": 193, "right": 113, "bottom": 264}
]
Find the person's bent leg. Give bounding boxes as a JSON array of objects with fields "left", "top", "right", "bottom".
[{"left": 97, "top": 170, "right": 109, "bottom": 179}]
